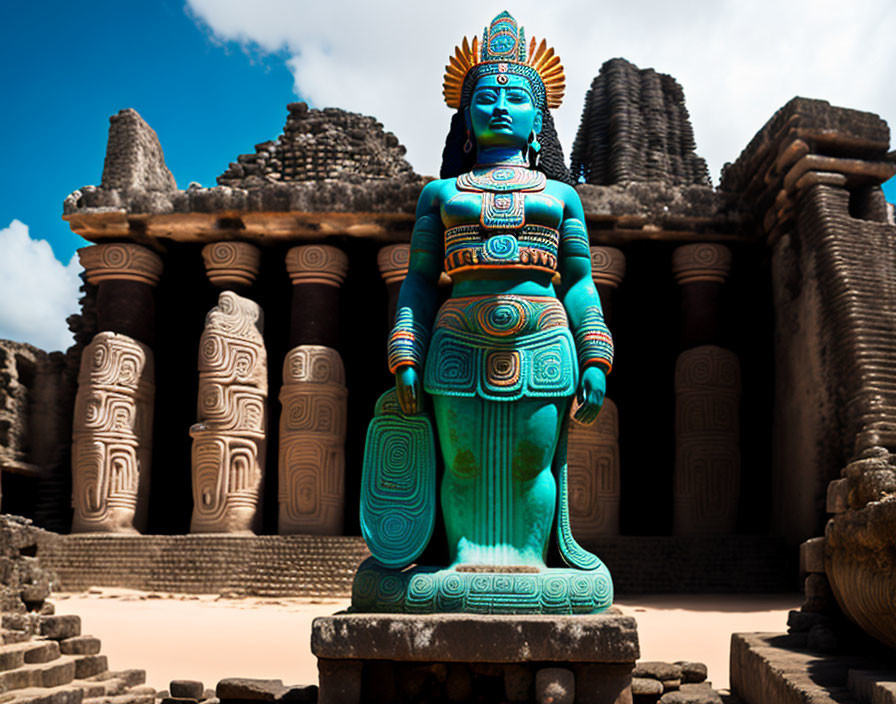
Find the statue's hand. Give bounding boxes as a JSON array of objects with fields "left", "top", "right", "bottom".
[
  {"left": 573, "top": 365, "right": 606, "bottom": 426},
  {"left": 395, "top": 365, "right": 422, "bottom": 415}
]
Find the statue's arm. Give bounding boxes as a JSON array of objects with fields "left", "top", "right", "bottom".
[
  {"left": 389, "top": 180, "right": 445, "bottom": 414},
  {"left": 557, "top": 184, "right": 613, "bottom": 424}
]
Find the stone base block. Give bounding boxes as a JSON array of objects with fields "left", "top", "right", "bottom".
[
  {"left": 730, "top": 632, "right": 893, "bottom": 704},
  {"left": 352, "top": 559, "right": 613, "bottom": 614},
  {"left": 312, "top": 612, "right": 639, "bottom": 704}
]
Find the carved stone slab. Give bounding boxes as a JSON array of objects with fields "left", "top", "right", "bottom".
[
  {"left": 673, "top": 345, "right": 741, "bottom": 535},
  {"left": 568, "top": 398, "right": 620, "bottom": 540},
  {"left": 71, "top": 332, "right": 154, "bottom": 533},
  {"left": 190, "top": 291, "right": 267, "bottom": 534},
  {"left": 278, "top": 345, "right": 347, "bottom": 535}
]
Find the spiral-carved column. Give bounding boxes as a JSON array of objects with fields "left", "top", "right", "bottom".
[
  {"left": 278, "top": 245, "right": 349, "bottom": 535},
  {"left": 568, "top": 247, "right": 625, "bottom": 541},
  {"left": 71, "top": 244, "right": 162, "bottom": 533},
  {"left": 377, "top": 244, "right": 410, "bottom": 329},
  {"left": 672, "top": 244, "right": 742, "bottom": 535},
  {"left": 190, "top": 242, "right": 267, "bottom": 534}
]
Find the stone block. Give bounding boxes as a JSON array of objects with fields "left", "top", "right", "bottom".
[
  {"left": 75, "top": 655, "right": 109, "bottom": 679},
  {"left": 311, "top": 613, "right": 639, "bottom": 663},
  {"left": 60, "top": 636, "right": 102, "bottom": 655},
  {"left": 802, "top": 574, "right": 835, "bottom": 612},
  {"left": 632, "top": 677, "right": 663, "bottom": 696},
  {"left": 0, "top": 639, "right": 59, "bottom": 670},
  {"left": 800, "top": 537, "right": 825, "bottom": 574},
  {"left": 216, "top": 678, "right": 286, "bottom": 701},
  {"left": 40, "top": 615, "right": 81, "bottom": 640},
  {"left": 9, "top": 687, "right": 83, "bottom": 704},
  {"left": 574, "top": 663, "right": 634, "bottom": 704},
  {"left": 317, "top": 660, "right": 361, "bottom": 704},
  {"left": 675, "top": 662, "right": 707, "bottom": 684},
  {"left": 786, "top": 610, "right": 830, "bottom": 633},
  {"left": 660, "top": 683, "right": 722, "bottom": 703},
  {"left": 826, "top": 479, "right": 849, "bottom": 514},
  {"left": 662, "top": 679, "right": 681, "bottom": 691},
  {"left": 170, "top": 680, "right": 205, "bottom": 699},
  {"left": 278, "top": 685, "right": 318, "bottom": 703},
  {"left": 633, "top": 663, "right": 682, "bottom": 682}
]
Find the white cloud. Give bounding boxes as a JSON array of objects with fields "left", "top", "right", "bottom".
[
  {"left": 0, "top": 220, "right": 81, "bottom": 352},
  {"left": 186, "top": 0, "right": 896, "bottom": 184}
]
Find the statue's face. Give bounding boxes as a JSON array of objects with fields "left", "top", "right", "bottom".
[{"left": 468, "top": 74, "right": 543, "bottom": 150}]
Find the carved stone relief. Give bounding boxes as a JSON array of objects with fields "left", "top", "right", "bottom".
[
  {"left": 286, "top": 245, "right": 349, "bottom": 286},
  {"left": 71, "top": 332, "right": 154, "bottom": 533},
  {"left": 190, "top": 291, "right": 267, "bottom": 534},
  {"left": 568, "top": 398, "right": 620, "bottom": 540},
  {"left": 278, "top": 346, "right": 347, "bottom": 535},
  {"left": 79, "top": 243, "right": 163, "bottom": 286},
  {"left": 201, "top": 242, "right": 261, "bottom": 289},
  {"left": 673, "top": 345, "right": 741, "bottom": 534}
]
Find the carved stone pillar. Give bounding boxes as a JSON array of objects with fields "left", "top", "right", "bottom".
[
  {"left": 278, "top": 245, "right": 349, "bottom": 535},
  {"left": 672, "top": 244, "right": 741, "bottom": 534},
  {"left": 71, "top": 244, "right": 162, "bottom": 533},
  {"left": 190, "top": 242, "right": 267, "bottom": 534},
  {"left": 568, "top": 247, "right": 625, "bottom": 541},
  {"left": 377, "top": 244, "right": 410, "bottom": 328}
]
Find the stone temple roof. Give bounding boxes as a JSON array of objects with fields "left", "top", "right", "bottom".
[
  {"left": 571, "top": 58, "right": 710, "bottom": 187},
  {"left": 217, "top": 102, "right": 416, "bottom": 186}
]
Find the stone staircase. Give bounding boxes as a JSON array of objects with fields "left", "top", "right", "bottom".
[{"left": 0, "top": 612, "right": 154, "bottom": 704}]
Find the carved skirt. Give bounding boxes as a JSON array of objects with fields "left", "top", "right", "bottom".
[{"left": 423, "top": 294, "right": 578, "bottom": 402}]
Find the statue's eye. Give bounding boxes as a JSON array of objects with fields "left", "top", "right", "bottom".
[
  {"left": 507, "top": 91, "right": 529, "bottom": 103},
  {"left": 475, "top": 91, "right": 498, "bottom": 104}
]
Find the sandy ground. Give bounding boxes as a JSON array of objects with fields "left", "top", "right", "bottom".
[{"left": 52, "top": 589, "right": 800, "bottom": 692}]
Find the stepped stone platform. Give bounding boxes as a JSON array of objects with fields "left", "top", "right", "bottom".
[
  {"left": 311, "top": 612, "right": 640, "bottom": 704},
  {"left": 730, "top": 633, "right": 896, "bottom": 704},
  {"left": 0, "top": 612, "right": 152, "bottom": 704}
]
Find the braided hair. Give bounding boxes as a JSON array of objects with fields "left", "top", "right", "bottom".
[{"left": 439, "top": 108, "right": 575, "bottom": 185}]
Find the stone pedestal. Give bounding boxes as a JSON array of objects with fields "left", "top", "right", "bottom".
[
  {"left": 190, "top": 242, "right": 267, "bottom": 534},
  {"left": 71, "top": 243, "right": 162, "bottom": 533},
  {"left": 569, "top": 247, "right": 625, "bottom": 540},
  {"left": 278, "top": 245, "right": 349, "bottom": 535},
  {"left": 671, "top": 244, "right": 741, "bottom": 535},
  {"left": 311, "top": 613, "right": 639, "bottom": 704}
]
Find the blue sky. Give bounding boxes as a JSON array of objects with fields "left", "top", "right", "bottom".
[
  {"left": 1, "top": 0, "right": 298, "bottom": 264},
  {"left": 1, "top": 0, "right": 894, "bottom": 350}
]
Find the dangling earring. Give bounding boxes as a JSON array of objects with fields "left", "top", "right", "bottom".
[
  {"left": 463, "top": 130, "right": 473, "bottom": 154},
  {"left": 528, "top": 132, "right": 541, "bottom": 167},
  {"left": 529, "top": 132, "right": 541, "bottom": 155}
]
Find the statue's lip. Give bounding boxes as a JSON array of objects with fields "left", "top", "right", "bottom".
[{"left": 489, "top": 117, "right": 513, "bottom": 128}]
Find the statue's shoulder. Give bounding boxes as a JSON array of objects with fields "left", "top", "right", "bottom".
[
  {"left": 543, "top": 178, "right": 584, "bottom": 219},
  {"left": 420, "top": 177, "right": 455, "bottom": 200}
]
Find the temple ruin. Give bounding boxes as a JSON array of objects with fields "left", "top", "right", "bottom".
[{"left": 0, "top": 55, "right": 894, "bottom": 703}]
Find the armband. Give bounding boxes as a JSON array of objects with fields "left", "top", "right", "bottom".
[
  {"left": 574, "top": 307, "right": 614, "bottom": 374},
  {"left": 387, "top": 306, "right": 430, "bottom": 373}
]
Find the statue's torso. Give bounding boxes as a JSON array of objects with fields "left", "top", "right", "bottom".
[{"left": 437, "top": 165, "right": 566, "bottom": 280}]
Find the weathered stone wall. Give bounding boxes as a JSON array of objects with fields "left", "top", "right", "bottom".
[
  {"left": 571, "top": 58, "right": 710, "bottom": 186},
  {"left": 721, "top": 97, "right": 896, "bottom": 545},
  {"left": 36, "top": 534, "right": 370, "bottom": 597},
  {"left": 0, "top": 342, "right": 75, "bottom": 527}
]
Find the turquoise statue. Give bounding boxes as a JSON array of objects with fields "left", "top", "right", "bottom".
[{"left": 357, "top": 11, "right": 615, "bottom": 614}]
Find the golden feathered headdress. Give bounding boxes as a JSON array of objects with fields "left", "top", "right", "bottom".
[{"left": 443, "top": 12, "right": 565, "bottom": 111}]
